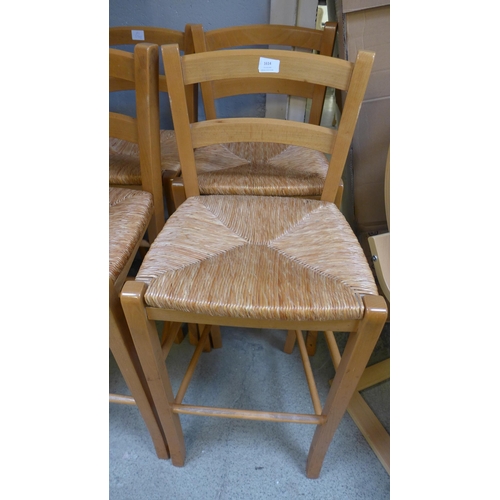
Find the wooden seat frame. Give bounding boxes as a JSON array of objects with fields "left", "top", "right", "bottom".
[{"left": 121, "top": 45, "right": 386, "bottom": 479}]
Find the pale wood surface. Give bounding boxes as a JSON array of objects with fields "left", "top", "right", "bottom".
[
  {"left": 109, "top": 27, "right": 196, "bottom": 218},
  {"left": 110, "top": 277, "right": 169, "bottom": 459},
  {"left": 109, "top": 25, "right": 197, "bottom": 114},
  {"left": 165, "top": 23, "right": 342, "bottom": 204},
  {"left": 163, "top": 45, "right": 374, "bottom": 205},
  {"left": 120, "top": 46, "right": 384, "bottom": 479},
  {"left": 109, "top": 44, "right": 164, "bottom": 242}
]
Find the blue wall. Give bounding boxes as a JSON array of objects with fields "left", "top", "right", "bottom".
[{"left": 110, "top": 0, "right": 271, "bottom": 129}]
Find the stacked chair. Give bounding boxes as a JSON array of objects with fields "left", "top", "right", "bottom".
[
  {"left": 120, "top": 42, "right": 387, "bottom": 478},
  {"left": 109, "top": 42, "right": 169, "bottom": 458},
  {"left": 169, "top": 22, "right": 343, "bottom": 210},
  {"left": 109, "top": 26, "right": 197, "bottom": 217}
]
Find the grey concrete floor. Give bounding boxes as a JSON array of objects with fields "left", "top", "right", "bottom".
[{"left": 109, "top": 323, "right": 390, "bottom": 499}]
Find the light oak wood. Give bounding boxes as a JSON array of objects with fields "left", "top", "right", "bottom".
[
  {"left": 109, "top": 393, "right": 135, "bottom": 405},
  {"left": 108, "top": 45, "right": 171, "bottom": 460},
  {"left": 175, "top": 325, "right": 212, "bottom": 404},
  {"left": 120, "top": 280, "right": 187, "bottom": 467},
  {"left": 109, "top": 44, "right": 164, "bottom": 242},
  {"left": 109, "top": 25, "right": 197, "bottom": 118},
  {"left": 164, "top": 23, "right": 344, "bottom": 210},
  {"left": 325, "top": 330, "right": 390, "bottom": 474},
  {"left": 172, "top": 405, "right": 327, "bottom": 425},
  {"left": 110, "top": 26, "right": 197, "bottom": 218},
  {"left": 110, "top": 276, "right": 169, "bottom": 459},
  {"left": 295, "top": 330, "right": 322, "bottom": 415},
  {"left": 120, "top": 45, "right": 384, "bottom": 479},
  {"left": 165, "top": 45, "right": 373, "bottom": 206},
  {"left": 190, "top": 23, "right": 339, "bottom": 123}
]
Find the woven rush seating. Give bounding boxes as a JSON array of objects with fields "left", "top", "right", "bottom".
[
  {"left": 109, "top": 188, "right": 154, "bottom": 284},
  {"left": 120, "top": 45, "right": 387, "bottom": 478},
  {"left": 109, "top": 130, "right": 179, "bottom": 188},
  {"left": 135, "top": 195, "right": 377, "bottom": 319},
  {"left": 192, "top": 142, "right": 329, "bottom": 197}
]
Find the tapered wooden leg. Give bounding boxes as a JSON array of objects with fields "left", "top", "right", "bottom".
[
  {"left": 306, "top": 295, "right": 387, "bottom": 479},
  {"left": 284, "top": 330, "right": 296, "bottom": 354},
  {"left": 109, "top": 280, "right": 169, "bottom": 459},
  {"left": 121, "top": 280, "right": 186, "bottom": 467},
  {"left": 305, "top": 331, "right": 318, "bottom": 356},
  {"left": 188, "top": 323, "right": 199, "bottom": 345},
  {"left": 210, "top": 325, "right": 223, "bottom": 349},
  {"left": 285, "top": 330, "right": 316, "bottom": 355},
  {"left": 187, "top": 323, "right": 222, "bottom": 350},
  {"left": 326, "top": 332, "right": 390, "bottom": 474}
]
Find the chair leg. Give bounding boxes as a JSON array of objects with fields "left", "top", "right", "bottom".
[
  {"left": 210, "top": 325, "right": 223, "bottom": 349},
  {"left": 306, "top": 295, "right": 387, "bottom": 479},
  {"left": 284, "top": 330, "right": 296, "bottom": 354},
  {"left": 121, "top": 280, "right": 186, "bottom": 467},
  {"left": 327, "top": 332, "right": 390, "bottom": 474},
  {"left": 187, "top": 323, "right": 223, "bottom": 350},
  {"left": 109, "top": 282, "right": 169, "bottom": 459},
  {"left": 285, "top": 330, "right": 317, "bottom": 356},
  {"left": 305, "top": 331, "right": 318, "bottom": 356}
]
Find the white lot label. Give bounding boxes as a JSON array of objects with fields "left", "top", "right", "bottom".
[
  {"left": 131, "top": 30, "right": 145, "bottom": 41},
  {"left": 258, "top": 57, "right": 280, "bottom": 73}
]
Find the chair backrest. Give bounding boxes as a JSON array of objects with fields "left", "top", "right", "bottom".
[
  {"left": 109, "top": 43, "right": 164, "bottom": 241},
  {"left": 110, "top": 25, "right": 197, "bottom": 122},
  {"left": 189, "top": 23, "right": 337, "bottom": 124},
  {"left": 162, "top": 44, "right": 374, "bottom": 205}
]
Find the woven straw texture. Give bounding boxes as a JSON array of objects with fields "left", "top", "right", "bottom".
[
  {"left": 195, "top": 142, "right": 328, "bottom": 196},
  {"left": 136, "top": 195, "right": 377, "bottom": 321},
  {"left": 109, "top": 130, "right": 181, "bottom": 185},
  {"left": 109, "top": 187, "right": 153, "bottom": 283}
]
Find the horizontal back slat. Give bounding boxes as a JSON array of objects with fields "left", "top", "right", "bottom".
[
  {"left": 109, "top": 48, "right": 135, "bottom": 82},
  {"left": 205, "top": 24, "right": 324, "bottom": 51},
  {"left": 191, "top": 118, "right": 336, "bottom": 154},
  {"left": 181, "top": 49, "right": 353, "bottom": 91},
  {"left": 109, "top": 112, "right": 138, "bottom": 143},
  {"left": 212, "top": 78, "right": 316, "bottom": 100},
  {"left": 110, "top": 26, "right": 185, "bottom": 49}
]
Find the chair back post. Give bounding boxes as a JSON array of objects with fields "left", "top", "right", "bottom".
[
  {"left": 109, "top": 43, "right": 164, "bottom": 241},
  {"left": 190, "top": 24, "right": 217, "bottom": 120},
  {"left": 134, "top": 43, "right": 164, "bottom": 240},
  {"left": 308, "top": 21, "right": 337, "bottom": 125},
  {"left": 321, "top": 50, "right": 375, "bottom": 204},
  {"left": 183, "top": 23, "right": 198, "bottom": 123}
]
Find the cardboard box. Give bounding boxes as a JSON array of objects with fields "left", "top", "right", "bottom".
[{"left": 335, "top": 0, "right": 390, "bottom": 232}]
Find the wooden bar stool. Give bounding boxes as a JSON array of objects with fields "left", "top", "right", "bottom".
[{"left": 120, "top": 44, "right": 386, "bottom": 478}]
